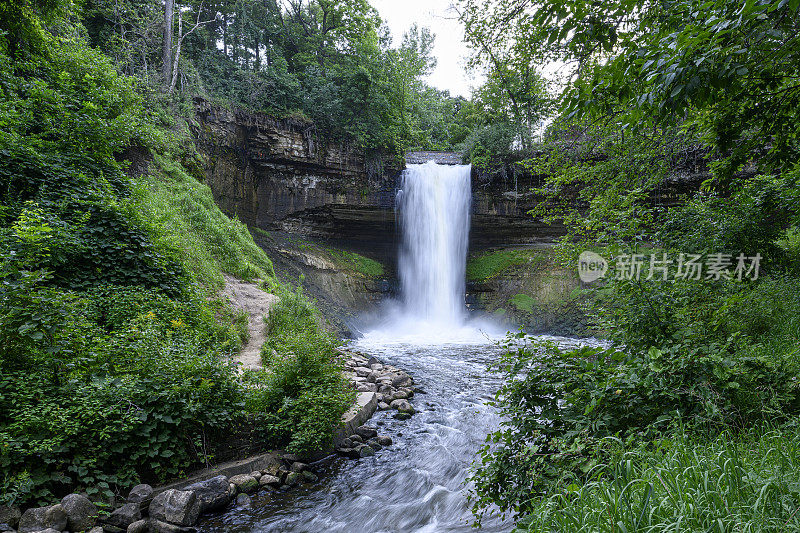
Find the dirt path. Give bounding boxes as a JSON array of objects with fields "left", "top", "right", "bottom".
[{"left": 222, "top": 274, "right": 279, "bottom": 371}]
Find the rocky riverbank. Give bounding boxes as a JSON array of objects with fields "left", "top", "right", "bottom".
[{"left": 0, "top": 351, "right": 414, "bottom": 533}]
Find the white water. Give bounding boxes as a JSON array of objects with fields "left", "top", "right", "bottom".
[
  {"left": 361, "top": 162, "right": 503, "bottom": 345},
  {"left": 398, "top": 162, "right": 472, "bottom": 325}
]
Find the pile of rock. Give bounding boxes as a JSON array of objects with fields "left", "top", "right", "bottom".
[
  {"left": 334, "top": 425, "right": 393, "bottom": 459},
  {"left": 344, "top": 352, "right": 419, "bottom": 421},
  {"left": 1, "top": 453, "right": 325, "bottom": 533}
]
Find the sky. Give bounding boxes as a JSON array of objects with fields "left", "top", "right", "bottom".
[{"left": 369, "top": 0, "right": 480, "bottom": 98}]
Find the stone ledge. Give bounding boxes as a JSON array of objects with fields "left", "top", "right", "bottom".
[{"left": 333, "top": 391, "right": 378, "bottom": 447}]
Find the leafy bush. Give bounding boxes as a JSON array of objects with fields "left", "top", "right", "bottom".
[
  {"left": 472, "top": 275, "right": 800, "bottom": 520},
  {"left": 245, "top": 284, "right": 354, "bottom": 454}
]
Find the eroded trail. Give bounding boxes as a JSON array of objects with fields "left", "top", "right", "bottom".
[{"left": 221, "top": 274, "right": 278, "bottom": 371}]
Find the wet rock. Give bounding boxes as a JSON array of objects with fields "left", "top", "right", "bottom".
[
  {"left": 284, "top": 472, "right": 302, "bottom": 486},
  {"left": 0, "top": 506, "right": 21, "bottom": 529},
  {"left": 394, "top": 412, "right": 412, "bottom": 420},
  {"left": 227, "top": 483, "right": 237, "bottom": 498},
  {"left": 127, "top": 518, "right": 149, "bottom": 533},
  {"left": 355, "top": 426, "right": 377, "bottom": 439},
  {"left": 367, "top": 356, "right": 379, "bottom": 366},
  {"left": 367, "top": 440, "right": 382, "bottom": 452},
  {"left": 390, "top": 399, "right": 415, "bottom": 413},
  {"left": 376, "top": 435, "right": 393, "bottom": 446},
  {"left": 259, "top": 475, "right": 281, "bottom": 487},
  {"left": 61, "top": 493, "right": 98, "bottom": 531},
  {"left": 400, "top": 388, "right": 415, "bottom": 398},
  {"left": 185, "top": 475, "right": 230, "bottom": 513},
  {"left": 390, "top": 390, "right": 409, "bottom": 400},
  {"left": 358, "top": 445, "right": 375, "bottom": 458},
  {"left": 301, "top": 471, "right": 318, "bottom": 482},
  {"left": 228, "top": 474, "right": 259, "bottom": 494},
  {"left": 370, "top": 363, "right": 383, "bottom": 371},
  {"left": 249, "top": 471, "right": 262, "bottom": 481},
  {"left": 148, "top": 490, "right": 200, "bottom": 527},
  {"left": 341, "top": 437, "right": 353, "bottom": 447},
  {"left": 105, "top": 503, "right": 141, "bottom": 530},
  {"left": 128, "top": 484, "right": 154, "bottom": 504},
  {"left": 378, "top": 384, "right": 393, "bottom": 394},
  {"left": 290, "top": 462, "right": 308, "bottom": 472},
  {"left": 18, "top": 504, "right": 67, "bottom": 533},
  {"left": 350, "top": 434, "right": 363, "bottom": 444},
  {"left": 378, "top": 401, "right": 390, "bottom": 411},
  {"left": 335, "top": 447, "right": 360, "bottom": 459},
  {"left": 149, "top": 519, "right": 197, "bottom": 532},
  {"left": 235, "top": 494, "right": 251, "bottom": 507},
  {"left": 391, "top": 373, "right": 412, "bottom": 388}
]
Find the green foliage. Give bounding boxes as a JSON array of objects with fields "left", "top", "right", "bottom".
[
  {"left": 327, "top": 249, "right": 383, "bottom": 277},
  {"left": 519, "top": 424, "right": 800, "bottom": 532},
  {"left": 136, "top": 154, "right": 275, "bottom": 288},
  {"left": 466, "top": 249, "right": 545, "bottom": 281},
  {"left": 0, "top": 5, "right": 345, "bottom": 507},
  {"left": 243, "top": 283, "right": 354, "bottom": 454},
  {"left": 509, "top": 293, "right": 536, "bottom": 314}
]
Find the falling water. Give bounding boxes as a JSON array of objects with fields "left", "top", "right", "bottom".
[{"left": 397, "top": 162, "right": 473, "bottom": 325}]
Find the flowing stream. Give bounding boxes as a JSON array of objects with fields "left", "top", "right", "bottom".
[{"left": 199, "top": 162, "right": 589, "bottom": 532}]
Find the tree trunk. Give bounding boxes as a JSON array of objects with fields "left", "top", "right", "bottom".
[
  {"left": 163, "top": 0, "right": 174, "bottom": 86},
  {"left": 169, "top": 9, "right": 183, "bottom": 94}
]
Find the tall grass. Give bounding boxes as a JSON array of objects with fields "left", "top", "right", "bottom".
[
  {"left": 135, "top": 154, "right": 275, "bottom": 288},
  {"left": 519, "top": 424, "right": 800, "bottom": 532}
]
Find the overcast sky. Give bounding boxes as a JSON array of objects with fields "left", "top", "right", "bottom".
[{"left": 370, "top": 0, "right": 480, "bottom": 98}]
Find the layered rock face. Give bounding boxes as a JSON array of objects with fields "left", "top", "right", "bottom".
[
  {"left": 192, "top": 100, "right": 559, "bottom": 263},
  {"left": 192, "top": 98, "right": 400, "bottom": 261}
]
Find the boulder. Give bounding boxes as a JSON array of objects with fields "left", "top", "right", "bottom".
[
  {"left": 366, "top": 371, "right": 380, "bottom": 383},
  {"left": 290, "top": 462, "right": 308, "bottom": 472},
  {"left": 378, "top": 401, "right": 390, "bottom": 411},
  {"left": 355, "top": 426, "right": 377, "bottom": 439},
  {"left": 284, "top": 472, "right": 302, "bottom": 486},
  {"left": 390, "top": 399, "right": 415, "bottom": 414},
  {"left": 149, "top": 520, "right": 197, "bottom": 533},
  {"left": 105, "top": 503, "right": 142, "bottom": 530},
  {"left": 127, "top": 518, "right": 149, "bottom": 533},
  {"left": 228, "top": 474, "right": 259, "bottom": 495},
  {"left": 128, "top": 484, "right": 154, "bottom": 504},
  {"left": 355, "top": 367, "right": 371, "bottom": 377},
  {"left": 249, "top": 471, "right": 262, "bottom": 481},
  {"left": 234, "top": 494, "right": 251, "bottom": 507},
  {"left": 391, "top": 390, "right": 409, "bottom": 400},
  {"left": 0, "top": 506, "right": 20, "bottom": 529},
  {"left": 18, "top": 504, "right": 67, "bottom": 533},
  {"left": 184, "top": 475, "right": 230, "bottom": 513},
  {"left": 259, "top": 475, "right": 281, "bottom": 487},
  {"left": 391, "top": 373, "right": 412, "bottom": 388},
  {"left": 376, "top": 435, "right": 393, "bottom": 446},
  {"left": 148, "top": 490, "right": 200, "bottom": 527},
  {"left": 301, "top": 470, "right": 318, "bottom": 482},
  {"left": 394, "top": 412, "right": 412, "bottom": 420},
  {"left": 61, "top": 493, "right": 98, "bottom": 532},
  {"left": 358, "top": 445, "right": 375, "bottom": 458},
  {"left": 350, "top": 434, "right": 363, "bottom": 444}
]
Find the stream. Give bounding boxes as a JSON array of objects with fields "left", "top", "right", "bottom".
[{"left": 198, "top": 332, "right": 593, "bottom": 533}]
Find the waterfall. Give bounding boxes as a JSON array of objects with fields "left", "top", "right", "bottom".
[{"left": 396, "top": 162, "right": 472, "bottom": 326}]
